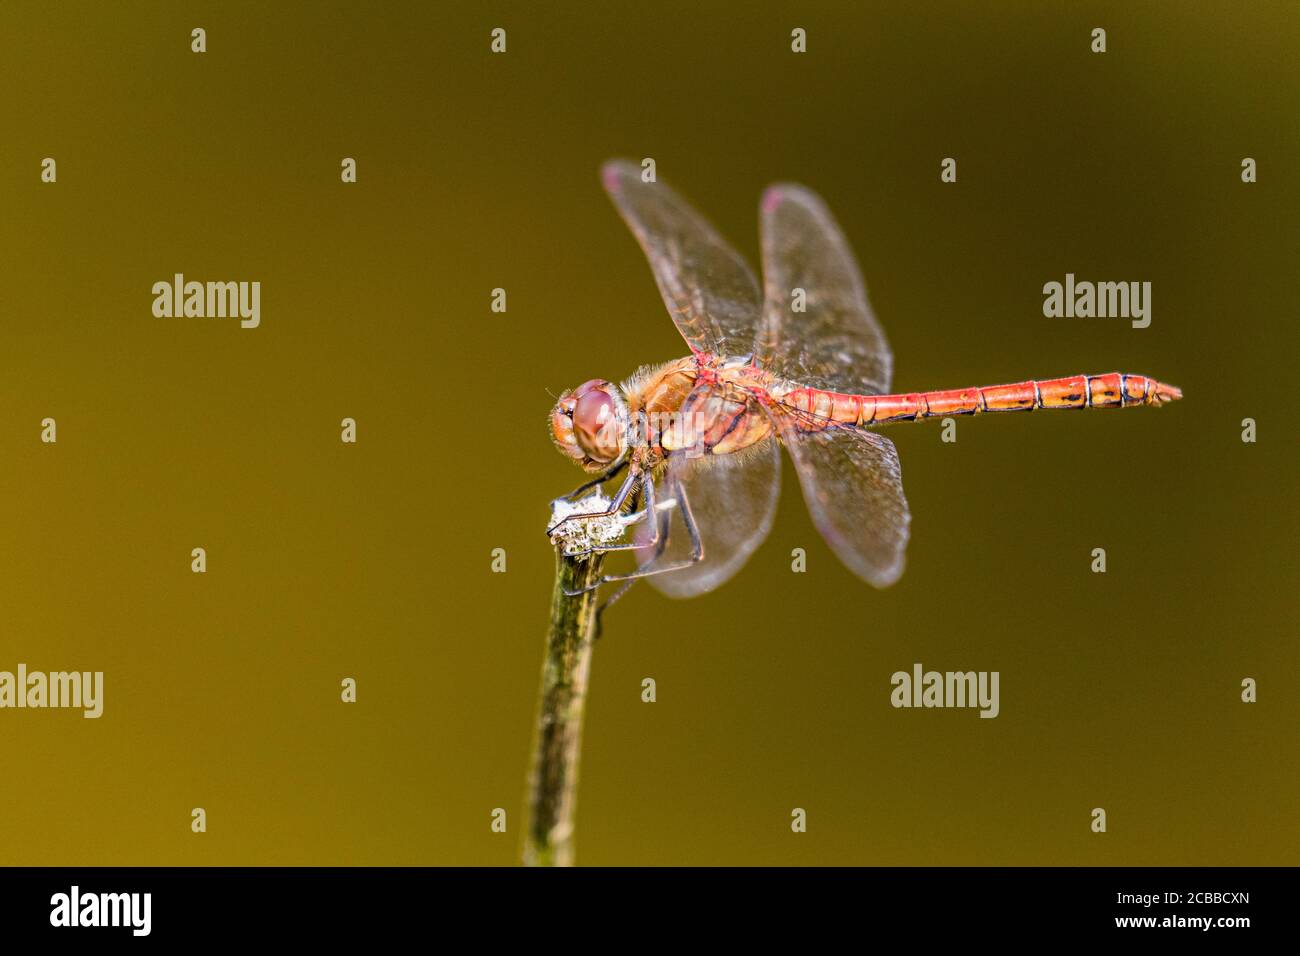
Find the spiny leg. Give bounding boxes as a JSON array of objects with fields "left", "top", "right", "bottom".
[
  {"left": 561, "top": 460, "right": 628, "bottom": 501},
  {"left": 574, "top": 477, "right": 704, "bottom": 594},
  {"left": 592, "top": 495, "right": 676, "bottom": 637},
  {"left": 593, "top": 579, "right": 636, "bottom": 641},
  {"left": 546, "top": 465, "right": 638, "bottom": 537},
  {"left": 560, "top": 477, "right": 662, "bottom": 598},
  {"left": 602, "top": 477, "right": 703, "bottom": 584}
]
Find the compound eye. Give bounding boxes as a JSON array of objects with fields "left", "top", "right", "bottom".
[{"left": 572, "top": 388, "right": 615, "bottom": 445}]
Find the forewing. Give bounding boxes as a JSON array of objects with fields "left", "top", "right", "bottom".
[
  {"left": 634, "top": 436, "right": 781, "bottom": 600},
  {"left": 759, "top": 184, "right": 893, "bottom": 395},
  {"left": 776, "top": 417, "right": 910, "bottom": 587},
  {"left": 602, "top": 159, "right": 763, "bottom": 358}
]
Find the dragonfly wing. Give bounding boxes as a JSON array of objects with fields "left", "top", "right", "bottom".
[
  {"left": 633, "top": 434, "right": 781, "bottom": 600},
  {"left": 759, "top": 183, "right": 893, "bottom": 395},
  {"left": 776, "top": 417, "right": 910, "bottom": 587},
  {"left": 602, "top": 159, "right": 763, "bottom": 358}
]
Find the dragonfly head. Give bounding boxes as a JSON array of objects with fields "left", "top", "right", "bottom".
[{"left": 550, "top": 379, "right": 630, "bottom": 473}]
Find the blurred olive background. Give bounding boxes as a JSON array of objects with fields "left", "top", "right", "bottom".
[{"left": 0, "top": 1, "right": 1295, "bottom": 866}]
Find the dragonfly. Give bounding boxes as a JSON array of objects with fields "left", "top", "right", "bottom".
[{"left": 547, "top": 160, "right": 1181, "bottom": 605}]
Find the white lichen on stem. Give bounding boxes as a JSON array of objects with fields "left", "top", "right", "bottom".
[{"left": 546, "top": 491, "right": 633, "bottom": 556}]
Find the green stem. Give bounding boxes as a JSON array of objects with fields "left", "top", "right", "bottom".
[{"left": 523, "top": 549, "right": 605, "bottom": 866}]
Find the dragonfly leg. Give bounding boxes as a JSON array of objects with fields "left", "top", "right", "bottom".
[
  {"left": 574, "top": 478, "right": 704, "bottom": 593},
  {"left": 593, "top": 579, "right": 638, "bottom": 641},
  {"left": 592, "top": 491, "right": 677, "bottom": 632},
  {"left": 559, "top": 478, "right": 662, "bottom": 596},
  {"left": 603, "top": 480, "right": 702, "bottom": 583},
  {"left": 560, "top": 460, "right": 628, "bottom": 501},
  {"left": 546, "top": 466, "right": 638, "bottom": 537}
]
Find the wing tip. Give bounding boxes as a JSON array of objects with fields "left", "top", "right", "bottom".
[
  {"left": 761, "top": 181, "right": 824, "bottom": 216},
  {"left": 760, "top": 185, "right": 788, "bottom": 214},
  {"left": 817, "top": 524, "right": 911, "bottom": 590},
  {"left": 834, "top": 528, "right": 909, "bottom": 589},
  {"left": 601, "top": 158, "right": 637, "bottom": 193},
  {"left": 864, "top": 555, "right": 907, "bottom": 589}
]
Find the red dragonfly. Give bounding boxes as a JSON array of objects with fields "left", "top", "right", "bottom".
[{"left": 548, "top": 161, "right": 1181, "bottom": 602}]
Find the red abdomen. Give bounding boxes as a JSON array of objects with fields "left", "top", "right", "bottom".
[{"left": 780, "top": 373, "right": 1182, "bottom": 428}]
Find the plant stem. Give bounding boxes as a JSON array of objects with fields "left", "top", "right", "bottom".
[{"left": 523, "top": 548, "right": 605, "bottom": 866}]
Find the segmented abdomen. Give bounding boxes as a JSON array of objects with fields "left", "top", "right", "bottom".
[{"left": 779, "top": 373, "right": 1180, "bottom": 429}]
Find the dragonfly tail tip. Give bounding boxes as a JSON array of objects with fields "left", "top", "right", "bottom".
[{"left": 1153, "top": 380, "right": 1183, "bottom": 405}]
